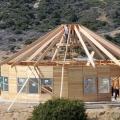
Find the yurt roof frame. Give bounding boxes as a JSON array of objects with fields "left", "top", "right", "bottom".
[
  {"left": 0, "top": 24, "right": 120, "bottom": 67},
  {"left": 1, "top": 24, "right": 120, "bottom": 112}
]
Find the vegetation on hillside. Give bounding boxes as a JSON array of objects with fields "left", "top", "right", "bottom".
[{"left": 0, "top": 0, "right": 120, "bottom": 45}]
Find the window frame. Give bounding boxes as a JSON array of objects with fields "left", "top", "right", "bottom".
[
  {"left": 17, "top": 77, "right": 53, "bottom": 94},
  {"left": 98, "top": 77, "right": 110, "bottom": 94},
  {"left": 0, "top": 76, "right": 9, "bottom": 92},
  {"left": 17, "top": 78, "right": 28, "bottom": 93},
  {"left": 84, "top": 76, "right": 97, "bottom": 95},
  {"left": 28, "top": 78, "right": 39, "bottom": 94}
]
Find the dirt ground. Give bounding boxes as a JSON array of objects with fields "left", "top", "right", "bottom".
[
  {"left": 0, "top": 102, "right": 120, "bottom": 120},
  {"left": 0, "top": 103, "right": 34, "bottom": 120}
]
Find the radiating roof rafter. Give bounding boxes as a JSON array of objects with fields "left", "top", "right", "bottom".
[{"left": 0, "top": 24, "right": 119, "bottom": 67}]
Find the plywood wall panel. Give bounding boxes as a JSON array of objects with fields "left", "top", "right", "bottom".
[{"left": 53, "top": 66, "right": 68, "bottom": 98}]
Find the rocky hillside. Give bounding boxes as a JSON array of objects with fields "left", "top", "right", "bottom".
[{"left": 0, "top": 0, "right": 120, "bottom": 58}]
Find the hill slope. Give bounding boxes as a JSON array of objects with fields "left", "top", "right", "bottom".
[{"left": 0, "top": 0, "right": 120, "bottom": 57}]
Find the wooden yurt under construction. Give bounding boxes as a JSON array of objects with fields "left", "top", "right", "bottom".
[{"left": 0, "top": 24, "right": 120, "bottom": 105}]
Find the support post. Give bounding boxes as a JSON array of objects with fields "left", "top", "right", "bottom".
[
  {"left": 60, "top": 25, "right": 71, "bottom": 98},
  {"left": 74, "top": 26, "right": 95, "bottom": 68},
  {"left": 7, "top": 66, "right": 38, "bottom": 112},
  {"left": 7, "top": 71, "right": 30, "bottom": 112},
  {"left": 79, "top": 25, "right": 120, "bottom": 66},
  {"left": 60, "top": 66, "right": 64, "bottom": 98}
]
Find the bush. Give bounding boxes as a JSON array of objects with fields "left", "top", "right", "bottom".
[{"left": 30, "top": 99, "right": 87, "bottom": 120}]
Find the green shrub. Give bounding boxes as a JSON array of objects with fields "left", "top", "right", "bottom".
[{"left": 30, "top": 99, "right": 87, "bottom": 120}]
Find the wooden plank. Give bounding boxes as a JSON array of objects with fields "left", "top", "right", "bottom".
[
  {"left": 83, "top": 36, "right": 106, "bottom": 59},
  {"left": 81, "top": 25, "right": 120, "bottom": 57},
  {"left": 11, "top": 26, "right": 63, "bottom": 62},
  {"left": 34, "top": 35, "right": 62, "bottom": 66},
  {"left": 27, "top": 31, "right": 63, "bottom": 61},
  {"left": 53, "top": 66, "right": 68, "bottom": 98},
  {"left": 11, "top": 29, "right": 64, "bottom": 66},
  {"left": 0, "top": 25, "right": 63, "bottom": 66},
  {"left": 74, "top": 26, "right": 95, "bottom": 68},
  {"left": 60, "top": 25, "right": 71, "bottom": 98},
  {"left": 79, "top": 25, "right": 120, "bottom": 66},
  {"left": 86, "top": 51, "right": 95, "bottom": 66}
]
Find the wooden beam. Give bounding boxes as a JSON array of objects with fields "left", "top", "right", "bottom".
[
  {"left": 10, "top": 26, "right": 63, "bottom": 62},
  {"left": 81, "top": 25, "right": 120, "bottom": 58},
  {"left": 7, "top": 66, "right": 31, "bottom": 111},
  {"left": 27, "top": 31, "right": 63, "bottom": 61},
  {"left": 60, "top": 66, "right": 64, "bottom": 98},
  {"left": 86, "top": 51, "right": 95, "bottom": 66},
  {"left": 74, "top": 26, "right": 95, "bottom": 68},
  {"left": 41, "top": 86, "right": 52, "bottom": 95},
  {"left": 11, "top": 29, "right": 64, "bottom": 66},
  {"left": 0, "top": 25, "right": 63, "bottom": 66},
  {"left": 83, "top": 36, "right": 106, "bottom": 59},
  {"left": 79, "top": 25, "right": 120, "bottom": 66},
  {"left": 60, "top": 25, "right": 71, "bottom": 98},
  {"left": 34, "top": 35, "right": 62, "bottom": 66},
  {"left": 36, "top": 66, "right": 44, "bottom": 78}
]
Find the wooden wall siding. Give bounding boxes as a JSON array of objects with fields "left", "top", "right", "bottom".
[
  {"left": 53, "top": 65, "right": 112, "bottom": 101},
  {"left": 1, "top": 65, "right": 53, "bottom": 78},
  {"left": 97, "top": 65, "right": 110, "bottom": 77},
  {"left": 97, "top": 65, "right": 111, "bottom": 101},
  {"left": 83, "top": 66, "right": 98, "bottom": 101},
  {"left": 15, "top": 66, "right": 53, "bottom": 78},
  {"left": 68, "top": 67, "right": 83, "bottom": 100},
  {"left": 1, "top": 64, "right": 120, "bottom": 102},
  {"left": 1, "top": 65, "right": 53, "bottom": 102},
  {"left": 110, "top": 65, "right": 120, "bottom": 77},
  {"left": 9, "top": 66, "right": 17, "bottom": 94},
  {"left": 1, "top": 64, "right": 9, "bottom": 77},
  {"left": 53, "top": 66, "right": 68, "bottom": 98},
  {"left": 97, "top": 93, "right": 111, "bottom": 101},
  {"left": 83, "top": 66, "right": 97, "bottom": 76}
]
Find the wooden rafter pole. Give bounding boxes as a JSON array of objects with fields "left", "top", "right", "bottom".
[
  {"left": 79, "top": 25, "right": 120, "bottom": 66},
  {"left": 81, "top": 25, "right": 120, "bottom": 57},
  {"left": 11, "top": 29, "right": 64, "bottom": 66},
  {"left": 27, "top": 31, "right": 63, "bottom": 61},
  {"left": 9, "top": 26, "right": 63, "bottom": 64},
  {"left": 83, "top": 35, "right": 106, "bottom": 59},
  {"left": 60, "top": 25, "right": 71, "bottom": 98},
  {"left": 7, "top": 66, "right": 32, "bottom": 112},
  {"left": 0, "top": 25, "right": 62, "bottom": 66},
  {"left": 74, "top": 26, "right": 95, "bottom": 68},
  {"left": 34, "top": 35, "right": 62, "bottom": 66},
  {"left": 86, "top": 51, "right": 95, "bottom": 66}
]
